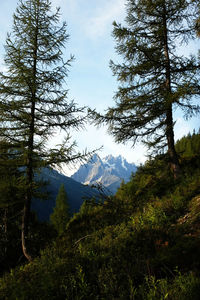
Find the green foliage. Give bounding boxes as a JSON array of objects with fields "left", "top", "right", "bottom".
[
  {"left": 175, "top": 131, "right": 200, "bottom": 158},
  {"left": 50, "top": 184, "right": 70, "bottom": 235},
  {"left": 137, "top": 272, "right": 200, "bottom": 300}
]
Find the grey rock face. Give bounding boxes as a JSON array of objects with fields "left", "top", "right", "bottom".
[{"left": 71, "top": 154, "right": 137, "bottom": 194}]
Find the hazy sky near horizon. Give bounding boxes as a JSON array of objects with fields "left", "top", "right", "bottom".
[{"left": 0, "top": 0, "right": 199, "bottom": 175}]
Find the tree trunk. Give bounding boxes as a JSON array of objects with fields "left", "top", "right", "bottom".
[
  {"left": 166, "top": 108, "right": 181, "bottom": 178},
  {"left": 3, "top": 208, "right": 8, "bottom": 256},
  {"left": 22, "top": 196, "right": 32, "bottom": 262},
  {"left": 162, "top": 1, "right": 181, "bottom": 178},
  {"left": 21, "top": 15, "right": 38, "bottom": 261}
]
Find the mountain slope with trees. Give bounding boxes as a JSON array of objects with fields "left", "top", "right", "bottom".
[
  {"left": 32, "top": 167, "right": 99, "bottom": 221},
  {"left": 0, "top": 164, "right": 99, "bottom": 275},
  {"left": 1, "top": 132, "right": 200, "bottom": 299}
]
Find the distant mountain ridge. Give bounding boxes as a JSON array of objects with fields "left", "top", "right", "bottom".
[{"left": 71, "top": 154, "right": 137, "bottom": 193}]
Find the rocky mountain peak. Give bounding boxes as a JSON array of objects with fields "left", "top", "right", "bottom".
[{"left": 71, "top": 154, "right": 137, "bottom": 194}]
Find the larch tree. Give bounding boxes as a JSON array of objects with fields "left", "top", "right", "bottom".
[
  {"left": 91, "top": 0, "right": 200, "bottom": 178},
  {"left": 50, "top": 184, "right": 70, "bottom": 236},
  {"left": 0, "top": 0, "right": 88, "bottom": 261}
]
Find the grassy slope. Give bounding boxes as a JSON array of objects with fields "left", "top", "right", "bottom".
[{"left": 1, "top": 135, "right": 200, "bottom": 299}]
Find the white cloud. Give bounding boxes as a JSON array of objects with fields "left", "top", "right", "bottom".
[
  {"left": 82, "top": 0, "right": 126, "bottom": 39},
  {"left": 49, "top": 0, "right": 126, "bottom": 40},
  {"left": 48, "top": 0, "right": 126, "bottom": 40}
]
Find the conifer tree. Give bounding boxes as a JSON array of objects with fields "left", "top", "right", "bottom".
[
  {"left": 50, "top": 184, "right": 70, "bottom": 235},
  {"left": 91, "top": 0, "right": 200, "bottom": 177},
  {"left": 0, "top": 0, "right": 87, "bottom": 260}
]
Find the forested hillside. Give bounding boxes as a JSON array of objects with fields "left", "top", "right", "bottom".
[
  {"left": 175, "top": 130, "right": 200, "bottom": 158},
  {"left": 1, "top": 132, "right": 200, "bottom": 299}
]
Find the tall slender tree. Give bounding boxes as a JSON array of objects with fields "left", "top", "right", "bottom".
[
  {"left": 91, "top": 0, "right": 200, "bottom": 177},
  {"left": 0, "top": 0, "right": 88, "bottom": 261},
  {"left": 50, "top": 184, "right": 70, "bottom": 236}
]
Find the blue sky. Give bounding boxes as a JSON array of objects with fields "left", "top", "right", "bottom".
[{"left": 0, "top": 0, "right": 199, "bottom": 175}]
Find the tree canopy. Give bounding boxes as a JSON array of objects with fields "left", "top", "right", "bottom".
[{"left": 91, "top": 0, "right": 200, "bottom": 177}]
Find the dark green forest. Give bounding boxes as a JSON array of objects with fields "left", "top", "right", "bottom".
[{"left": 0, "top": 0, "right": 200, "bottom": 299}]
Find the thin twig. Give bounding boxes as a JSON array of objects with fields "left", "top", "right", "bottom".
[{"left": 73, "top": 234, "right": 93, "bottom": 248}]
